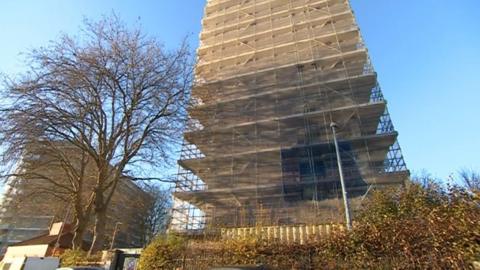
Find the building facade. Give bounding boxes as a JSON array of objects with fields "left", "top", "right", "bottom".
[
  {"left": 0, "top": 143, "right": 152, "bottom": 255},
  {"left": 171, "top": 0, "right": 408, "bottom": 232}
]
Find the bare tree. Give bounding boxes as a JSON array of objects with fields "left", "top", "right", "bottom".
[
  {"left": 0, "top": 15, "right": 192, "bottom": 252},
  {"left": 411, "top": 171, "right": 442, "bottom": 190},
  {"left": 458, "top": 169, "right": 480, "bottom": 193},
  {"left": 0, "top": 141, "right": 96, "bottom": 249},
  {"left": 140, "top": 184, "right": 172, "bottom": 244}
]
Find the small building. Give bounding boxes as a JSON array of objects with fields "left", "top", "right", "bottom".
[{"left": 3, "top": 222, "right": 85, "bottom": 259}]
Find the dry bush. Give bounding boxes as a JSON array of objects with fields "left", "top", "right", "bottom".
[
  {"left": 60, "top": 249, "right": 102, "bottom": 267},
  {"left": 139, "top": 183, "right": 480, "bottom": 269},
  {"left": 340, "top": 183, "right": 480, "bottom": 269}
]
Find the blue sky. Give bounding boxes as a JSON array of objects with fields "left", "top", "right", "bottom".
[{"left": 1, "top": 1, "right": 479, "bottom": 180}]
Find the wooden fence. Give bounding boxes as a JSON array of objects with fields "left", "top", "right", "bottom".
[{"left": 220, "top": 224, "right": 345, "bottom": 244}]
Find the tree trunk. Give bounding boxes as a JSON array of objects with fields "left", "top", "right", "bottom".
[
  {"left": 72, "top": 195, "right": 92, "bottom": 250},
  {"left": 89, "top": 207, "right": 107, "bottom": 254},
  {"left": 72, "top": 217, "right": 88, "bottom": 250}
]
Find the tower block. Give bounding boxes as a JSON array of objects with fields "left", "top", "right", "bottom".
[{"left": 171, "top": 0, "right": 408, "bottom": 232}]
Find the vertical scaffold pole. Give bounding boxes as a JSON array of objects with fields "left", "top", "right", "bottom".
[{"left": 330, "top": 122, "right": 352, "bottom": 230}]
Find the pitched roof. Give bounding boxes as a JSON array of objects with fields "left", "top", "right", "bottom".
[{"left": 11, "top": 232, "right": 74, "bottom": 249}]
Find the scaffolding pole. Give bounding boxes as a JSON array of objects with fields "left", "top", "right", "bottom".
[{"left": 330, "top": 122, "right": 352, "bottom": 230}]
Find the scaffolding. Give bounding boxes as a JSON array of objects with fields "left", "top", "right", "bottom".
[{"left": 170, "top": 0, "right": 408, "bottom": 233}]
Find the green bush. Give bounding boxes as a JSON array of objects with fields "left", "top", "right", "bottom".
[{"left": 138, "top": 234, "right": 186, "bottom": 270}]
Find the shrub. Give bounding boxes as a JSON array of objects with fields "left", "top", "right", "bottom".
[
  {"left": 324, "top": 183, "right": 480, "bottom": 269},
  {"left": 140, "top": 182, "right": 480, "bottom": 269},
  {"left": 60, "top": 249, "right": 102, "bottom": 267},
  {"left": 138, "top": 234, "right": 186, "bottom": 270}
]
